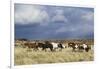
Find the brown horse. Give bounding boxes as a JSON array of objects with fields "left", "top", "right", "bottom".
[{"left": 24, "top": 42, "right": 38, "bottom": 51}]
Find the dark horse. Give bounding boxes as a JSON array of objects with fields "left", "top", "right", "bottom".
[{"left": 37, "top": 41, "right": 53, "bottom": 51}]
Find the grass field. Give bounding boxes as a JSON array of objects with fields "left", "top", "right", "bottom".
[{"left": 14, "top": 46, "right": 94, "bottom": 65}]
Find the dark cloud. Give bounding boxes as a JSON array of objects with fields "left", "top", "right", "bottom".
[{"left": 15, "top": 4, "right": 94, "bottom": 40}]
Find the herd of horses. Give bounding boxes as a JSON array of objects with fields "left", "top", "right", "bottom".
[{"left": 15, "top": 41, "right": 92, "bottom": 52}]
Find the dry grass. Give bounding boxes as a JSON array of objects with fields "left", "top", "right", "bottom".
[{"left": 14, "top": 46, "right": 94, "bottom": 66}]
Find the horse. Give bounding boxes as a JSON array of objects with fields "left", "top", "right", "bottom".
[
  {"left": 68, "top": 42, "right": 90, "bottom": 52},
  {"left": 24, "top": 42, "right": 38, "bottom": 51},
  {"left": 37, "top": 41, "right": 53, "bottom": 52},
  {"left": 37, "top": 42, "right": 65, "bottom": 52},
  {"left": 78, "top": 44, "right": 91, "bottom": 52},
  {"left": 51, "top": 42, "right": 65, "bottom": 51},
  {"left": 68, "top": 42, "right": 77, "bottom": 51}
]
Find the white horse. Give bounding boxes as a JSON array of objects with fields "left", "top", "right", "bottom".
[{"left": 51, "top": 42, "right": 65, "bottom": 51}]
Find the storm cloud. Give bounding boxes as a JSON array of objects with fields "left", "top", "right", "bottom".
[{"left": 15, "top": 4, "right": 94, "bottom": 40}]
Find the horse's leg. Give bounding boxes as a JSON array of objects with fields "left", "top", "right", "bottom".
[
  {"left": 36, "top": 46, "right": 39, "bottom": 51},
  {"left": 53, "top": 47, "right": 57, "bottom": 52},
  {"left": 79, "top": 47, "right": 84, "bottom": 52},
  {"left": 78, "top": 47, "right": 81, "bottom": 52},
  {"left": 72, "top": 47, "right": 75, "bottom": 52},
  {"left": 42, "top": 47, "right": 45, "bottom": 51},
  {"left": 33, "top": 48, "right": 35, "bottom": 51},
  {"left": 44, "top": 49, "right": 46, "bottom": 52},
  {"left": 50, "top": 47, "right": 53, "bottom": 52},
  {"left": 33, "top": 47, "right": 38, "bottom": 51},
  {"left": 42, "top": 47, "right": 46, "bottom": 52},
  {"left": 85, "top": 48, "right": 89, "bottom": 52}
]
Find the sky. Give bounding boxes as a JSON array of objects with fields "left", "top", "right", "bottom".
[{"left": 15, "top": 3, "right": 94, "bottom": 40}]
